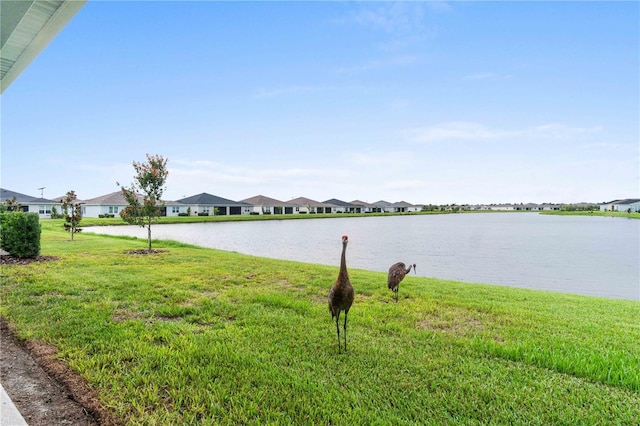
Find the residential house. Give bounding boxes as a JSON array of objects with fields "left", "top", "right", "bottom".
[
  {"left": 492, "top": 204, "right": 516, "bottom": 211},
  {"left": 0, "top": 188, "right": 59, "bottom": 218},
  {"left": 288, "top": 197, "right": 335, "bottom": 214},
  {"left": 81, "top": 191, "right": 138, "bottom": 218},
  {"left": 600, "top": 199, "right": 640, "bottom": 213},
  {"left": 177, "top": 193, "right": 250, "bottom": 216},
  {"left": 538, "top": 204, "right": 561, "bottom": 211},
  {"left": 241, "top": 195, "right": 297, "bottom": 215},
  {"left": 81, "top": 191, "right": 186, "bottom": 218},
  {"left": 323, "top": 199, "right": 352, "bottom": 213},
  {"left": 392, "top": 201, "right": 418, "bottom": 213},
  {"left": 350, "top": 200, "right": 377, "bottom": 213},
  {"left": 373, "top": 200, "right": 395, "bottom": 213}
]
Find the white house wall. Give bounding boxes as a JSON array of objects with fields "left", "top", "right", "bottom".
[{"left": 614, "top": 202, "right": 640, "bottom": 212}]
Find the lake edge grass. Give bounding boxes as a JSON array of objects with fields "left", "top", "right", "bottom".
[
  {"left": 1, "top": 224, "right": 639, "bottom": 424},
  {"left": 72, "top": 209, "right": 640, "bottom": 228}
]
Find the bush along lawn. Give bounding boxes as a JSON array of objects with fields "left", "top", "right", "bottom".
[{"left": 1, "top": 224, "right": 639, "bottom": 425}]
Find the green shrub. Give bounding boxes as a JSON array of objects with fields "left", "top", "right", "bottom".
[{"left": 0, "top": 212, "right": 41, "bottom": 258}]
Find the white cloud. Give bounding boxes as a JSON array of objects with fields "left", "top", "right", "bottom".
[
  {"left": 172, "top": 160, "right": 329, "bottom": 184},
  {"left": 352, "top": 151, "right": 414, "bottom": 167},
  {"left": 382, "top": 179, "right": 425, "bottom": 190},
  {"left": 333, "top": 54, "right": 419, "bottom": 75},
  {"left": 529, "top": 123, "right": 603, "bottom": 139},
  {"left": 463, "top": 72, "right": 513, "bottom": 81},
  {"left": 253, "top": 85, "right": 319, "bottom": 99},
  {"left": 404, "top": 122, "right": 510, "bottom": 142},
  {"left": 405, "top": 121, "right": 603, "bottom": 143},
  {"left": 333, "top": 60, "right": 382, "bottom": 75},
  {"left": 463, "top": 72, "right": 498, "bottom": 81},
  {"left": 349, "top": 2, "right": 426, "bottom": 35}
]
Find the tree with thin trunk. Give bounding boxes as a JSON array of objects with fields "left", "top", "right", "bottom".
[
  {"left": 60, "top": 190, "right": 82, "bottom": 240},
  {"left": 118, "top": 154, "right": 169, "bottom": 252}
]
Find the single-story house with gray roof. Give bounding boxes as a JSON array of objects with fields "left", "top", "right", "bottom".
[
  {"left": 81, "top": 191, "right": 139, "bottom": 218},
  {"left": 373, "top": 200, "right": 395, "bottom": 213},
  {"left": 0, "top": 188, "right": 59, "bottom": 218},
  {"left": 600, "top": 199, "right": 640, "bottom": 213},
  {"left": 350, "top": 200, "right": 378, "bottom": 213},
  {"left": 241, "top": 195, "right": 298, "bottom": 215},
  {"left": 323, "top": 198, "right": 352, "bottom": 213},
  {"left": 177, "top": 193, "right": 251, "bottom": 216},
  {"left": 288, "top": 197, "right": 336, "bottom": 214},
  {"left": 81, "top": 191, "right": 186, "bottom": 218},
  {"left": 392, "top": 201, "right": 419, "bottom": 213}
]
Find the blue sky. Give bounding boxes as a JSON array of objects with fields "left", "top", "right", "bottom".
[{"left": 2, "top": 1, "right": 638, "bottom": 204}]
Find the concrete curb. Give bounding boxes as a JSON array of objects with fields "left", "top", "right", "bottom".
[{"left": 0, "top": 383, "right": 28, "bottom": 425}]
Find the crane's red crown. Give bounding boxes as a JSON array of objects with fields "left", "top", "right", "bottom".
[{"left": 342, "top": 235, "right": 348, "bottom": 241}]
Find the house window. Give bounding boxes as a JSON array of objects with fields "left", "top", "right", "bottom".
[
  {"left": 39, "top": 205, "right": 51, "bottom": 214},
  {"left": 171, "top": 206, "right": 180, "bottom": 214},
  {"left": 109, "top": 206, "right": 119, "bottom": 214}
]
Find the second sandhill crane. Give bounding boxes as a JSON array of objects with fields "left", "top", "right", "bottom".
[
  {"left": 328, "top": 235, "right": 354, "bottom": 353},
  {"left": 387, "top": 262, "right": 416, "bottom": 302}
]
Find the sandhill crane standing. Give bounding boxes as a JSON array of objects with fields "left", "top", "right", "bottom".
[
  {"left": 328, "top": 235, "right": 354, "bottom": 353},
  {"left": 387, "top": 262, "right": 416, "bottom": 302}
]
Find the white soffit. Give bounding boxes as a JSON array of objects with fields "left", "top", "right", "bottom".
[{"left": 1, "top": 0, "right": 87, "bottom": 93}]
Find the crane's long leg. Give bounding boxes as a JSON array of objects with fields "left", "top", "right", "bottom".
[
  {"left": 343, "top": 312, "right": 348, "bottom": 352},
  {"left": 395, "top": 287, "right": 399, "bottom": 302},
  {"left": 335, "top": 312, "right": 341, "bottom": 353}
]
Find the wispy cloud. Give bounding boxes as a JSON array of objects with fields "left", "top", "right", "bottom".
[
  {"left": 333, "top": 54, "right": 419, "bottom": 75},
  {"left": 333, "top": 60, "right": 383, "bottom": 75},
  {"left": 383, "top": 179, "right": 425, "bottom": 191},
  {"left": 405, "top": 122, "right": 603, "bottom": 143},
  {"left": 530, "top": 123, "right": 603, "bottom": 139},
  {"left": 463, "top": 72, "right": 497, "bottom": 81},
  {"left": 170, "top": 160, "right": 342, "bottom": 190},
  {"left": 463, "top": 72, "right": 513, "bottom": 81},
  {"left": 352, "top": 151, "right": 413, "bottom": 167},
  {"left": 404, "top": 122, "right": 509, "bottom": 142},
  {"left": 348, "top": 2, "right": 427, "bottom": 35},
  {"left": 252, "top": 85, "right": 319, "bottom": 99}
]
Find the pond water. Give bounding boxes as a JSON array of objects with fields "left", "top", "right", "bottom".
[{"left": 89, "top": 213, "right": 640, "bottom": 301}]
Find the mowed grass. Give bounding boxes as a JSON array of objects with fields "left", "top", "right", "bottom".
[{"left": 1, "top": 223, "right": 639, "bottom": 425}]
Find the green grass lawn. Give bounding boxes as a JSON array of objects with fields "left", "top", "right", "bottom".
[
  {"left": 2, "top": 222, "right": 639, "bottom": 425},
  {"left": 541, "top": 210, "right": 640, "bottom": 219}
]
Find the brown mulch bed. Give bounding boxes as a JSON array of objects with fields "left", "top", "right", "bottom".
[
  {"left": 0, "top": 255, "right": 60, "bottom": 265},
  {"left": 125, "top": 249, "right": 168, "bottom": 255}
]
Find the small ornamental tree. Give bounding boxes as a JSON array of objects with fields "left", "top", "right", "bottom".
[
  {"left": 60, "top": 190, "right": 82, "bottom": 240},
  {"left": 4, "top": 196, "right": 23, "bottom": 212},
  {"left": 118, "top": 154, "right": 169, "bottom": 252}
]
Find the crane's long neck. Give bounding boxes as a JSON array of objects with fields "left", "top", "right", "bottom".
[
  {"left": 339, "top": 243, "right": 349, "bottom": 281},
  {"left": 405, "top": 264, "right": 412, "bottom": 274}
]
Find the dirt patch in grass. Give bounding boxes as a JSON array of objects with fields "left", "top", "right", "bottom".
[
  {"left": 0, "top": 255, "right": 59, "bottom": 265},
  {"left": 124, "top": 249, "right": 169, "bottom": 255},
  {"left": 0, "top": 319, "right": 120, "bottom": 425}
]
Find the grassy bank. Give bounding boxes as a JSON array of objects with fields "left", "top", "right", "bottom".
[
  {"left": 1, "top": 224, "right": 639, "bottom": 425},
  {"left": 77, "top": 210, "right": 445, "bottom": 227},
  {"left": 541, "top": 210, "right": 640, "bottom": 219},
  {"left": 74, "top": 209, "right": 640, "bottom": 228}
]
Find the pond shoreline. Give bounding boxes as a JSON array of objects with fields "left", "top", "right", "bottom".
[{"left": 85, "top": 213, "right": 640, "bottom": 301}]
